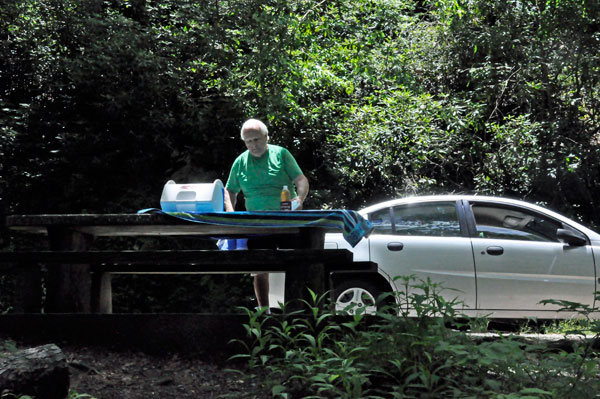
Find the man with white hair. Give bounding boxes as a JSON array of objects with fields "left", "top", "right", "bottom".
[{"left": 224, "top": 119, "right": 309, "bottom": 309}]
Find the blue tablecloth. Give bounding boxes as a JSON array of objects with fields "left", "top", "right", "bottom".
[{"left": 138, "top": 209, "right": 373, "bottom": 247}]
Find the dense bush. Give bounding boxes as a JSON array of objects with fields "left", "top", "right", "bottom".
[
  {"left": 2, "top": 0, "right": 600, "bottom": 217},
  {"left": 230, "top": 278, "right": 600, "bottom": 398}
]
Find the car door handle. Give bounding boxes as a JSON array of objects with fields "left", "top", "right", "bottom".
[
  {"left": 387, "top": 242, "right": 404, "bottom": 251},
  {"left": 486, "top": 246, "right": 504, "bottom": 256}
]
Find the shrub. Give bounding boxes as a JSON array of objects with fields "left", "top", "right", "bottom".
[{"left": 229, "top": 278, "right": 600, "bottom": 399}]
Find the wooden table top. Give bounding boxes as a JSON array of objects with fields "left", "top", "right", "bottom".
[{"left": 5, "top": 213, "right": 302, "bottom": 237}]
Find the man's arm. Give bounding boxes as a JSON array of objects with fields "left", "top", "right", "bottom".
[
  {"left": 224, "top": 188, "right": 237, "bottom": 212},
  {"left": 293, "top": 174, "right": 309, "bottom": 210}
]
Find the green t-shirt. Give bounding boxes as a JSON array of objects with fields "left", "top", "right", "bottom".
[{"left": 226, "top": 144, "right": 303, "bottom": 211}]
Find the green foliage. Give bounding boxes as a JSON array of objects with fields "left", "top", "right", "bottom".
[
  {"left": 2, "top": 0, "right": 600, "bottom": 215},
  {"left": 539, "top": 293, "right": 600, "bottom": 336},
  {"left": 424, "top": 0, "right": 600, "bottom": 219},
  {"left": 1, "top": 394, "right": 33, "bottom": 399},
  {"left": 1, "top": 0, "right": 245, "bottom": 214},
  {"left": 67, "top": 392, "right": 98, "bottom": 399},
  {"left": 0, "top": 339, "right": 18, "bottom": 354},
  {"left": 330, "top": 93, "right": 484, "bottom": 205},
  {"left": 230, "top": 278, "right": 600, "bottom": 398},
  {"left": 541, "top": 318, "right": 594, "bottom": 336}
]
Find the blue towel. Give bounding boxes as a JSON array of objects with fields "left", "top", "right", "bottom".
[{"left": 138, "top": 209, "right": 373, "bottom": 247}]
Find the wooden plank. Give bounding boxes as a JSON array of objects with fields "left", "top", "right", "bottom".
[
  {"left": 89, "top": 261, "right": 376, "bottom": 274},
  {"left": 5, "top": 213, "right": 303, "bottom": 236},
  {"left": 0, "top": 249, "right": 354, "bottom": 266},
  {"left": 6, "top": 213, "right": 174, "bottom": 226},
  {"left": 73, "top": 225, "right": 300, "bottom": 237},
  {"left": 6, "top": 224, "right": 301, "bottom": 237}
]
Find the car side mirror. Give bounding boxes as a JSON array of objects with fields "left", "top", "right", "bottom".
[{"left": 557, "top": 228, "right": 587, "bottom": 246}]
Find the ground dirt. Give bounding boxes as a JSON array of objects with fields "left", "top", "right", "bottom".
[{"left": 64, "top": 344, "right": 250, "bottom": 399}]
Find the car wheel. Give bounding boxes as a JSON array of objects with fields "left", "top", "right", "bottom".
[{"left": 333, "top": 280, "right": 381, "bottom": 315}]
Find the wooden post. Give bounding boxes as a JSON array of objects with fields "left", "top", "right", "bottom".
[
  {"left": 284, "top": 228, "right": 326, "bottom": 311},
  {"left": 13, "top": 264, "right": 42, "bottom": 313},
  {"left": 45, "top": 227, "right": 93, "bottom": 313},
  {"left": 91, "top": 272, "right": 112, "bottom": 314}
]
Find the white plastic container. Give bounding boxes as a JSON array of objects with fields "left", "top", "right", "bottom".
[{"left": 160, "top": 179, "right": 225, "bottom": 213}]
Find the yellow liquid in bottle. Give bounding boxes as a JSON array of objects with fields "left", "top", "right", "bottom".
[{"left": 280, "top": 186, "right": 291, "bottom": 210}]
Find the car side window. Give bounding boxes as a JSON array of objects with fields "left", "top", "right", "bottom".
[
  {"left": 471, "top": 202, "right": 562, "bottom": 242},
  {"left": 368, "top": 208, "right": 394, "bottom": 234},
  {"left": 392, "top": 202, "right": 461, "bottom": 237}
]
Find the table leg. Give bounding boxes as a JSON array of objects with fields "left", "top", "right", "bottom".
[
  {"left": 46, "top": 227, "right": 93, "bottom": 313},
  {"left": 91, "top": 272, "right": 112, "bottom": 314},
  {"left": 284, "top": 228, "right": 326, "bottom": 311},
  {"left": 13, "top": 264, "right": 42, "bottom": 313}
]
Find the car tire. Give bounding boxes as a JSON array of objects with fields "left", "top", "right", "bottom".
[{"left": 333, "top": 279, "right": 382, "bottom": 315}]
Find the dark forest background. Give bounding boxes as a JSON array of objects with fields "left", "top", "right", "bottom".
[{"left": 2, "top": 0, "right": 600, "bottom": 312}]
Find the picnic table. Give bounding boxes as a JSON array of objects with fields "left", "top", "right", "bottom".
[{"left": 2, "top": 210, "right": 375, "bottom": 313}]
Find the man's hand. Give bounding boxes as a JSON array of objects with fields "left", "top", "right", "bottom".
[
  {"left": 293, "top": 174, "right": 309, "bottom": 210},
  {"left": 224, "top": 188, "right": 237, "bottom": 212}
]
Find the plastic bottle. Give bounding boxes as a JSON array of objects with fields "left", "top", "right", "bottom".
[{"left": 280, "top": 185, "right": 292, "bottom": 210}]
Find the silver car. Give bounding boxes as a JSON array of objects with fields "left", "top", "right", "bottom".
[{"left": 270, "top": 195, "right": 600, "bottom": 319}]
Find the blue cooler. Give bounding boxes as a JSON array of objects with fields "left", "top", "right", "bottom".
[{"left": 160, "top": 179, "right": 225, "bottom": 213}]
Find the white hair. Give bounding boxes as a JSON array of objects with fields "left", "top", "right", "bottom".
[{"left": 240, "top": 119, "right": 268, "bottom": 139}]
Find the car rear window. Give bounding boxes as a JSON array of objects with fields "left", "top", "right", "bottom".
[
  {"left": 369, "top": 202, "right": 461, "bottom": 237},
  {"left": 368, "top": 208, "right": 394, "bottom": 234}
]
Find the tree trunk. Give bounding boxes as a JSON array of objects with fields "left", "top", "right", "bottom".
[{"left": 0, "top": 344, "right": 70, "bottom": 399}]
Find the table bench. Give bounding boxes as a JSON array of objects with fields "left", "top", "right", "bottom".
[{"left": 3, "top": 211, "right": 375, "bottom": 313}]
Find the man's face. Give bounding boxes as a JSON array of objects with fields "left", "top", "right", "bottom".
[{"left": 242, "top": 128, "right": 268, "bottom": 157}]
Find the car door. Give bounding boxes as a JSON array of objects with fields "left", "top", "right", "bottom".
[
  {"left": 367, "top": 200, "right": 476, "bottom": 311},
  {"left": 466, "top": 200, "right": 595, "bottom": 312}
]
